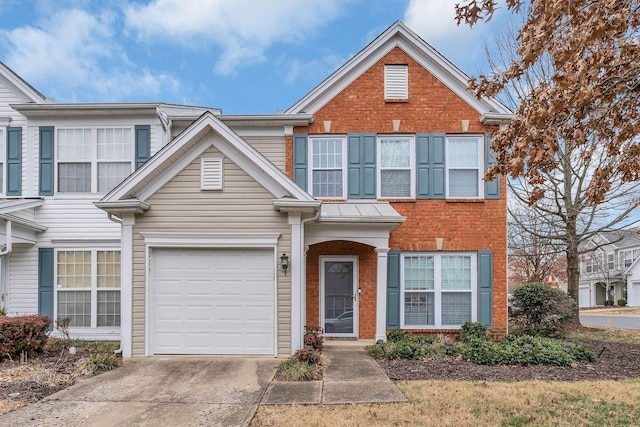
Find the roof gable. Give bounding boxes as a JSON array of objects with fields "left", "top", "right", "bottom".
[
  {"left": 100, "top": 111, "right": 314, "bottom": 205},
  {"left": 0, "top": 62, "right": 47, "bottom": 104},
  {"left": 286, "top": 21, "right": 511, "bottom": 117}
]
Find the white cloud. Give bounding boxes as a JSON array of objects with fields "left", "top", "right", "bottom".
[
  {"left": 124, "top": 0, "right": 350, "bottom": 76},
  {"left": 0, "top": 7, "right": 183, "bottom": 102}
]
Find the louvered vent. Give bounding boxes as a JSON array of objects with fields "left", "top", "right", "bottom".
[
  {"left": 384, "top": 64, "right": 408, "bottom": 99},
  {"left": 201, "top": 158, "right": 223, "bottom": 190}
]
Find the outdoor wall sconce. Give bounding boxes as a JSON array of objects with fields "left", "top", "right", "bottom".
[{"left": 280, "top": 253, "right": 289, "bottom": 275}]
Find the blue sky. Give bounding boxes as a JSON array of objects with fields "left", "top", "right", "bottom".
[{"left": 0, "top": 0, "right": 510, "bottom": 114}]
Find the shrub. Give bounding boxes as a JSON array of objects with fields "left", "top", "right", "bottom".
[
  {"left": 460, "top": 322, "right": 489, "bottom": 343},
  {"left": 386, "top": 329, "right": 408, "bottom": 343},
  {"left": 461, "top": 338, "right": 499, "bottom": 365},
  {"left": 509, "top": 282, "right": 577, "bottom": 338},
  {"left": 384, "top": 339, "right": 428, "bottom": 360},
  {"left": 294, "top": 347, "right": 321, "bottom": 364},
  {"left": 79, "top": 353, "right": 119, "bottom": 376},
  {"left": 365, "top": 344, "right": 385, "bottom": 359},
  {"left": 277, "top": 358, "right": 318, "bottom": 381},
  {"left": 0, "top": 315, "right": 50, "bottom": 359},
  {"left": 618, "top": 299, "right": 627, "bottom": 307},
  {"left": 303, "top": 325, "right": 323, "bottom": 352},
  {"left": 603, "top": 299, "right": 614, "bottom": 306},
  {"left": 0, "top": 307, "right": 6, "bottom": 316}
]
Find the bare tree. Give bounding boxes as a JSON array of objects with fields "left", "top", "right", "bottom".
[{"left": 486, "top": 21, "right": 640, "bottom": 311}]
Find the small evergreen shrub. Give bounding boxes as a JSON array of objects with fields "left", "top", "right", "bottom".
[
  {"left": 460, "top": 322, "right": 489, "bottom": 343},
  {"left": 303, "top": 325, "right": 323, "bottom": 352},
  {"left": 0, "top": 315, "right": 50, "bottom": 359},
  {"left": 618, "top": 299, "right": 627, "bottom": 307},
  {"left": 386, "top": 329, "right": 408, "bottom": 343},
  {"left": 603, "top": 299, "right": 614, "bottom": 306},
  {"left": 509, "top": 282, "right": 577, "bottom": 337},
  {"left": 365, "top": 344, "right": 385, "bottom": 359}
]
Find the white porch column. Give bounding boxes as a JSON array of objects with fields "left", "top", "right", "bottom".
[
  {"left": 120, "top": 214, "right": 135, "bottom": 358},
  {"left": 288, "top": 213, "right": 304, "bottom": 353},
  {"left": 375, "top": 248, "right": 389, "bottom": 342}
]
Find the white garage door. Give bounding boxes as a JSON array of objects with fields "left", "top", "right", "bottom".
[
  {"left": 152, "top": 248, "right": 275, "bottom": 355},
  {"left": 579, "top": 286, "right": 591, "bottom": 307}
]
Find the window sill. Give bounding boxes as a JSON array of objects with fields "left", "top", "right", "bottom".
[
  {"left": 384, "top": 98, "right": 409, "bottom": 103},
  {"left": 446, "top": 199, "right": 485, "bottom": 203},
  {"left": 381, "top": 198, "right": 416, "bottom": 203}
]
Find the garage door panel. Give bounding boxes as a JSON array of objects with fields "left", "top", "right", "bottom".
[{"left": 152, "top": 248, "right": 275, "bottom": 355}]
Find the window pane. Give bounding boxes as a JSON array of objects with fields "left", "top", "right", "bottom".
[
  {"left": 97, "top": 128, "right": 132, "bottom": 160},
  {"left": 404, "top": 292, "right": 434, "bottom": 325},
  {"left": 98, "top": 162, "right": 131, "bottom": 192},
  {"left": 449, "top": 170, "right": 478, "bottom": 197},
  {"left": 57, "top": 290, "right": 91, "bottom": 327},
  {"left": 441, "top": 292, "right": 471, "bottom": 325},
  {"left": 57, "top": 129, "right": 91, "bottom": 161},
  {"left": 381, "top": 170, "right": 410, "bottom": 197},
  {"left": 448, "top": 138, "right": 478, "bottom": 168},
  {"left": 312, "top": 170, "right": 343, "bottom": 198},
  {"left": 380, "top": 139, "right": 410, "bottom": 168},
  {"left": 97, "top": 290, "right": 121, "bottom": 327},
  {"left": 97, "top": 251, "right": 121, "bottom": 288},
  {"left": 312, "top": 138, "right": 342, "bottom": 168},
  {"left": 441, "top": 256, "right": 472, "bottom": 290},
  {"left": 58, "top": 163, "right": 91, "bottom": 192},
  {"left": 404, "top": 256, "right": 434, "bottom": 290},
  {"left": 57, "top": 251, "right": 91, "bottom": 288}
]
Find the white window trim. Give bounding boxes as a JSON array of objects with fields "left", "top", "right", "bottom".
[
  {"left": 307, "top": 136, "right": 348, "bottom": 200},
  {"left": 376, "top": 135, "right": 415, "bottom": 199},
  {"left": 54, "top": 247, "right": 121, "bottom": 334},
  {"left": 400, "top": 252, "right": 477, "bottom": 329},
  {"left": 445, "top": 135, "right": 484, "bottom": 199},
  {"left": 55, "top": 126, "right": 134, "bottom": 194}
]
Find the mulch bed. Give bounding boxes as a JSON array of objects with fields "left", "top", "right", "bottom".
[{"left": 379, "top": 338, "right": 640, "bottom": 382}]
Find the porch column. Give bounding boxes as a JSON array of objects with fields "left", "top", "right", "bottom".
[
  {"left": 120, "top": 214, "right": 135, "bottom": 358},
  {"left": 375, "top": 248, "right": 389, "bottom": 342},
  {"left": 288, "top": 213, "right": 304, "bottom": 353}
]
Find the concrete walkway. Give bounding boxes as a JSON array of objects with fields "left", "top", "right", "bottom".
[{"left": 261, "top": 342, "right": 406, "bottom": 405}]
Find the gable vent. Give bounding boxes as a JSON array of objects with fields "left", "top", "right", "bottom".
[
  {"left": 384, "top": 64, "right": 408, "bottom": 99},
  {"left": 201, "top": 158, "right": 223, "bottom": 190}
]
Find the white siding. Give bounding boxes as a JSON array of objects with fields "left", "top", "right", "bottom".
[
  {"left": 7, "top": 246, "right": 38, "bottom": 315},
  {"left": 243, "top": 135, "right": 286, "bottom": 171},
  {"left": 132, "top": 145, "right": 292, "bottom": 356}
]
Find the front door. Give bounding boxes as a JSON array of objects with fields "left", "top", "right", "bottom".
[{"left": 321, "top": 256, "right": 358, "bottom": 337}]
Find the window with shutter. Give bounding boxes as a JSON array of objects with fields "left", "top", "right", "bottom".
[
  {"left": 384, "top": 64, "right": 408, "bottom": 99},
  {"left": 201, "top": 158, "right": 223, "bottom": 190}
]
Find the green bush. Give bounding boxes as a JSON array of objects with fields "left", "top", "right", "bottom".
[
  {"left": 618, "top": 299, "right": 627, "bottom": 307},
  {"left": 0, "top": 315, "right": 50, "bottom": 359},
  {"left": 386, "top": 329, "right": 408, "bottom": 343},
  {"left": 80, "top": 353, "right": 119, "bottom": 376},
  {"left": 603, "top": 299, "right": 614, "bottom": 306},
  {"left": 460, "top": 322, "right": 489, "bottom": 343},
  {"left": 365, "top": 344, "right": 385, "bottom": 359},
  {"left": 509, "top": 282, "right": 577, "bottom": 338},
  {"left": 384, "top": 339, "right": 428, "bottom": 360}
]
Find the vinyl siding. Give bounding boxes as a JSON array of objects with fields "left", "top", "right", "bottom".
[
  {"left": 243, "top": 135, "right": 286, "bottom": 171},
  {"left": 131, "top": 145, "right": 292, "bottom": 356},
  {"left": 7, "top": 246, "right": 38, "bottom": 315}
]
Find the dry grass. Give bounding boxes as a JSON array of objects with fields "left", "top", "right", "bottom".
[
  {"left": 251, "top": 380, "right": 640, "bottom": 426},
  {"left": 568, "top": 325, "right": 640, "bottom": 345}
]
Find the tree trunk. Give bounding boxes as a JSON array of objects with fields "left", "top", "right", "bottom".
[{"left": 565, "top": 222, "right": 581, "bottom": 324}]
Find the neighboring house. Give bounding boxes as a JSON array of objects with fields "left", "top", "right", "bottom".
[
  {"left": 579, "top": 228, "right": 640, "bottom": 307},
  {"left": 0, "top": 21, "right": 511, "bottom": 358}
]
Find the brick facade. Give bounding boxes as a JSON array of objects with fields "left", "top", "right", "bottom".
[{"left": 292, "top": 46, "right": 508, "bottom": 339}]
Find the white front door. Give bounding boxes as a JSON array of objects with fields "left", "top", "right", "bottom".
[
  {"left": 151, "top": 248, "right": 275, "bottom": 355},
  {"left": 321, "top": 256, "right": 358, "bottom": 338}
]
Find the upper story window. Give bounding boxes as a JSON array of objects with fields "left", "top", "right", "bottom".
[
  {"left": 607, "top": 253, "right": 615, "bottom": 270},
  {"left": 585, "top": 253, "right": 601, "bottom": 273},
  {"left": 384, "top": 64, "right": 408, "bottom": 99},
  {"left": 620, "top": 249, "right": 638, "bottom": 269},
  {"left": 310, "top": 136, "right": 346, "bottom": 198},
  {"left": 57, "top": 127, "right": 133, "bottom": 193},
  {"left": 446, "top": 136, "right": 484, "bottom": 198},
  {"left": 0, "top": 128, "right": 4, "bottom": 194},
  {"left": 378, "top": 136, "right": 414, "bottom": 198}
]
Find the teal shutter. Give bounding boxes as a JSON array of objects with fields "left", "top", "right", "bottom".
[
  {"left": 477, "top": 250, "right": 493, "bottom": 328},
  {"left": 39, "top": 126, "right": 54, "bottom": 196},
  {"left": 38, "top": 248, "right": 54, "bottom": 329},
  {"left": 293, "top": 134, "right": 308, "bottom": 190},
  {"left": 347, "top": 133, "right": 376, "bottom": 198},
  {"left": 416, "top": 133, "right": 445, "bottom": 199},
  {"left": 134, "top": 125, "right": 151, "bottom": 169},
  {"left": 6, "top": 127, "right": 22, "bottom": 196},
  {"left": 484, "top": 133, "right": 500, "bottom": 199},
  {"left": 386, "top": 250, "right": 401, "bottom": 330}
]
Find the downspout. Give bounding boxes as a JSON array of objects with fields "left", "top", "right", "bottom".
[
  {"left": 299, "top": 210, "right": 320, "bottom": 331},
  {"left": 106, "top": 213, "right": 123, "bottom": 354}
]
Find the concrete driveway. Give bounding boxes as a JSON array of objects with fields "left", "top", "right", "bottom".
[{"left": 0, "top": 356, "right": 279, "bottom": 427}]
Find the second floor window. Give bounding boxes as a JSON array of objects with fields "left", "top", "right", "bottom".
[
  {"left": 378, "top": 136, "right": 414, "bottom": 198},
  {"left": 310, "top": 137, "right": 345, "bottom": 198},
  {"left": 447, "top": 136, "right": 483, "bottom": 198},
  {"left": 57, "top": 128, "right": 133, "bottom": 193}
]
